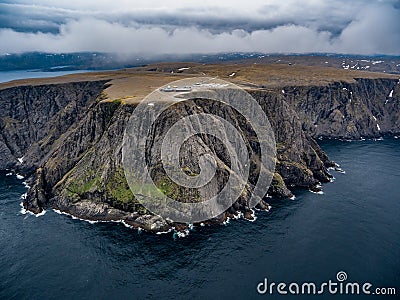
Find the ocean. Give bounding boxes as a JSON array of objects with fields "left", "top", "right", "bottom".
[
  {"left": 1, "top": 139, "right": 399, "bottom": 299},
  {"left": 0, "top": 69, "right": 93, "bottom": 84}
]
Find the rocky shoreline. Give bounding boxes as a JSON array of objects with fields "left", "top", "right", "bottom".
[{"left": 1, "top": 70, "right": 399, "bottom": 233}]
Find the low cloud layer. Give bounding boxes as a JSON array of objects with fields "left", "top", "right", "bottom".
[{"left": 0, "top": 0, "right": 399, "bottom": 55}]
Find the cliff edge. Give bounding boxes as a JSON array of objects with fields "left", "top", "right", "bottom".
[{"left": 0, "top": 64, "right": 398, "bottom": 231}]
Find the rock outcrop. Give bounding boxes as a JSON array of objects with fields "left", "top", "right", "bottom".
[{"left": 0, "top": 76, "right": 399, "bottom": 231}]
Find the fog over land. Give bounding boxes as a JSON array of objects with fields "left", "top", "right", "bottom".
[{"left": 0, "top": 0, "right": 399, "bottom": 55}]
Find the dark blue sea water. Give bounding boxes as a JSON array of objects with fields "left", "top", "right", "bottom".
[{"left": 1, "top": 139, "right": 399, "bottom": 299}]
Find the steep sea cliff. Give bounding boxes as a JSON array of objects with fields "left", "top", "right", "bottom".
[{"left": 0, "top": 73, "right": 398, "bottom": 231}]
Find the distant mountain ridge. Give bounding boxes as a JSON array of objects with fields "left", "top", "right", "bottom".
[{"left": 1, "top": 52, "right": 400, "bottom": 74}]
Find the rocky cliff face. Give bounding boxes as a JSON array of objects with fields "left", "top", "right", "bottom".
[
  {"left": 0, "top": 76, "right": 398, "bottom": 231},
  {"left": 0, "top": 81, "right": 109, "bottom": 170},
  {"left": 281, "top": 78, "right": 400, "bottom": 139}
]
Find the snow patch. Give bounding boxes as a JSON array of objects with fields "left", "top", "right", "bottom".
[
  {"left": 229, "top": 72, "right": 236, "bottom": 77},
  {"left": 377, "top": 124, "right": 381, "bottom": 131},
  {"left": 178, "top": 67, "right": 190, "bottom": 71},
  {"left": 388, "top": 90, "right": 393, "bottom": 98},
  {"left": 16, "top": 174, "right": 24, "bottom": 180},
  {"left": 18, "top": 157, "right": 24, "bottom": 163}
]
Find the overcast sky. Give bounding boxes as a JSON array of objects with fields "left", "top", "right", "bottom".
[{"left": 0, "top": 0, "right": 399, "bottom": 56}]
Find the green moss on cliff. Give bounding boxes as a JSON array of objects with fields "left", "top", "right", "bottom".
[
  {"left": 68, "top": 178, "right": 97, "bottom": 194},
  {"left": 156, "top": 176, "right": 181, "bottom": 199},
  {"left": 105, "top": 167, "right": 135, "bottom": 204},
  {"left": 272, "top": 172, "right": 285, "bottom": 189}
]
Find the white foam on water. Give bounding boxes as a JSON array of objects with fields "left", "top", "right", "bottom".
[
  {"left": 173, "top": 229, "right": 189, "bottom": 238},
  {"left": 233, "top": 212, "right": 244, "bottom": 220},
  {"left": 16, "top": 174, "right": 24, "bottom": 180},
  {"left": 20, "top": 201, "right": 46, "bottom": 217},
  {"left": 22, "top": 181, "right": 30, "bottom": 188},
  {"left": 336, "top": 168, "right": 346, "bottom": 174},
  {"left": 35, "top": 210, "right": 47, "bottom": 217},
  {"left": 6, "top": 172, "right": 12, "bottom": 176},
  {"left": 156, "top": 229, "right": 172, "bottom": 235},
  {"left": 53, "top": 208, "right": 107, "bottom": 225},
  {"left": 200, "top": 223, "right": 205, "bottom": 226},
  {"left": 19, "top": 201, "right": 27, "bottom": 214},
  {"left": 290, "top": 195, "right": 296, "bottom": 200},
  {"left": 222, "top": 217, "right": 231, "bottom": 225},
  {"left": 309, "top": 190, "right": 324, "bottom": 195},
  {"left": 120, "top": 220, "right": 134, "bottom": 229},
  {"left": 246, "top": 209, "right": 257, "bottom": 222}
]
